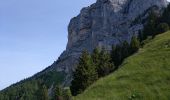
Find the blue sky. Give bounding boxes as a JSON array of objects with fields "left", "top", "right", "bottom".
[{"left": 0, "top": 0, "right": 96, "bottom": 90}]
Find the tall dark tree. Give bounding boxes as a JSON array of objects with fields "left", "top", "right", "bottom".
[
  {"left": 161, "top": 4, "right": 170, "bottom": 25},
  {"left": 130, "top": 36, "right": 140, "bottom": 54},
  {"left": 70, "top": 50, "right": 98, "bottom": 96},
  {"left": 42, "top": 85, "right": 49, "bottom": 100},
  {"left": 143, "top": 11, "right": 159, "bottom": 38},
  {"left": 91, "top": 47, "right": 100, "bottom": 70},
  {"left": 97, "top": 48, "right": 114, "bottom": 77},
  {"left": 122, "top": 41, "right": 130, "bottom": 59},
  {"left": 37, "top": 85, "right": 49, "bottom": 100},
  {"left": 111, "top": 45, "right": 116, "bottom": 63},
  {"left": 0, "top": 94, "right": 4, "bottom": 100},
  {"left": 63, "top": 88, "right": 72, "bottom": 100},
  {"left": 138, "top": 30, "right": 144, "bottom": 42},
  {"left": 55, "top": 85, "right": 63, "bottom": 100},
  {"left": 113, "top": 45, "right": 123, "bottom": 67}
]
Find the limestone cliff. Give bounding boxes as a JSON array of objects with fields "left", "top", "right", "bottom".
[{"left": 47, "top": 0, "right": 168, "bottom": 86}]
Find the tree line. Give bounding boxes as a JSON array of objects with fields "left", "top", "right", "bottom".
[
  {"left": 70, "top": 36, "right": 140, "bottom": 96},
  {"left": 1, "top": 3, "right": 170, "bottom": 100},
  {"left": 139, "top": 4, "right": 170, "bottom": 41},
  {"left": 70, "top": 4, "right": 170, "bottom": 96}
]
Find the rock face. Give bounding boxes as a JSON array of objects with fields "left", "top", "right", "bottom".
[{"left": 48, "top": 0, "right": 168, "bottom": 86}]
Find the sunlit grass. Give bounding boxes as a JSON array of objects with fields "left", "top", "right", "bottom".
[{"left": 74, "top": 31, "right": 170, "bottom": 100}]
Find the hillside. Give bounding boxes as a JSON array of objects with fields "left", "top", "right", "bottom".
[
  {"left": 74, "top": 31, "right": 170, "bottom": 100},
  {"left": 1, "top": 0, "right": 170, "bottom": 99},
  {"left": 47, "top": 0, "right": 167, "bottom": 86},
  {"left": 0, "top": 71, "right": 65, "bottom": 100}
]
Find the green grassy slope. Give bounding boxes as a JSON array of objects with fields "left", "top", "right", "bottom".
[{"left": 75, "top": 31, "right": 170, "bottom": 100}]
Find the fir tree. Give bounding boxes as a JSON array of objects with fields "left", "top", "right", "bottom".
[
  {"left": 91, "top": 47, "right": 100, "bottom": 70},
  {"left": 97, "top": 48, "right": 114, "bottom": 77},
  {"left": 63, "top": 88, "right": 72, "bottom": 100},
  {"left": 112, "top": 45, "right": 123, "bottom": 67},
  {"left": 37, "top": 85, "right": 49, "bottom": 100},
  {"left": 55, "top": 85, "right": 63, "bottom": 100},
  {"left": 122, "top": 41, "right": 130, "bottom": 59},
  {"left": 143, "top": 11, "right": 158, "bottom": 38},
  {"left": 130, "top": 36, "right": 140, "bottom": 54},
  {"left": 0, "top": 94, "right": 4, "bottom": 100},
  {"left": 42, "top": 85, "right": 49, "bottom": 100},
  {"left": 111, "top": 45, "right": 116, "bottom": 64},
  {"left": 138, "top": 30, "right": 144, "bottom": 42},
  {"left": 70, "top": 50, "right": 98, "bottom": 96},
  {"left": 161, "top": 4, "right": 170, "bottom": 25}
]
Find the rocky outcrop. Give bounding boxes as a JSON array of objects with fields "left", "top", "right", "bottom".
[{"left": 47, "top": 0, "right": 168, "bottom": 86}]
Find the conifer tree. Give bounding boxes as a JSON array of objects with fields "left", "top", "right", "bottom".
[
  {"left": 111, "top": 45, "right": 116, "bottom": 64},
  {"left": 114, "top": 45, "right": 123, "bottom": 67},
  {"left": 0, "top": 94, "right": 3, "bottom": 100},
  {"left": 161, "top": 4, "right": 170, "bottom": 25},
  {"left": 91, "top": 47, "right": 100, "bottom": 69},
  {"left": 97, "top": 48, "right": 114, "bottom": 77},
  {"left": 37, "top": 85, "right": 49, "bottom": 100},
  {"left": 70, "top": 50, "right": 98, "bottom": 96},
  {"left": 138, "top": 30, "right": 144, "bottom": 42},
  {"left": 55, "top": 85, "right": 63, "bottom": 100},
  {"left": 42, "top": 85, "right": 49, "bottom": 100},
  {"left": 122, "top": 41, "right": 130, "bottom": 59},
  {"left": 63, "top": 88, "right": 72, "bottom": 100},
  {"left": 130, "top": 36, "right": 140, "bottom": 54},
  {"left": 143, "top": 11, "right": 158, "bottom": 38}
]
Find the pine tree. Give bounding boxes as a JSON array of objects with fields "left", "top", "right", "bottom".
[
  {"left": 70, "top": 50, "right": 98, "bottom": 96},
  {"left": 91, "top": 47, "right": 100, "bottom": 70},
  {"left": 63, "top": 88, "right": 72, "bottom": 100},
  {"left": 122, "top": 41, "right": 130, "bottom": 59},
  {"left": 114, "top": 45, "right": 123, "bottom": 67},
  {"left": 130, "top": 36, "right": 140, "bottom": 54},
  {"left": 0, "top": 94, "right": 4, "bottom": 100},
  {"left": 55, "top": 85, "right": 63, "bottom": 100},
  {"left": 138, "top": 30, "right": 144, "bottom": 42},
  {"left": 161, "top": 4, "right": 170, "bottom": 25},
  {"left": 97, "top": 48, "right": 114, "bottom": 77},
  {"left": 37, "top": 85, "right": 49, "bottom": 100},
  {"left": 42, "top": 85, "right": 49, "bottom": 100},
  {"left": 111, "top": 45, "right": 116, "bottom": 64},
  {"left": 143, "top": 11, "right": 158, "bottom": 38}
]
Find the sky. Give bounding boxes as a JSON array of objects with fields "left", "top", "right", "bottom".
[{"left": 0, "top": 0, "right": 96, "bottom": 90}]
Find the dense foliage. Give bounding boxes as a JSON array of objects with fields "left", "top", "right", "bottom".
[
  {"left": 1, "top": 3, "right": 170, "bottom": 100},
  {"left": 141, "top": 4, "right": 170, "bottom": 40},
  {"left": 70, "top": 50, "right": 98, "bottom": 96},
  {"left": 94, "top": 48, "right": 114, "bottom": 77},
  {"left": 53, "top": 86, "right": 72, "bottom": 100},
  {"left": 70, "top": 36, "right": 140, "bottom": 96},
  {"left": 71, "top": 4, "right": 170, "bottom": 97},
  {"left": 0, "top": 71, "right": 65, "bottom": 100},
  {"left": 161, "top": 4, "right": 170, "bottom": 25},
  {"left": 75, "top": 31, "right": 170, "bottom": 100}
]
